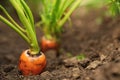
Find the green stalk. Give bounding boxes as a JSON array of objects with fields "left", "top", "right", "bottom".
[
  {"left": 0, "top": 0, "right": 40, "bottom": 55},
  {"left": 57, "top": 0, "right": 74, "bottom": 20},
  {"left": 0, "top": 5, "right": 26, "bottom": 32},
  {"left": 0, "top": 15, "right": 30, "bottom": 44},
  {"left": 58, "top": 0, "right": 81, "bottom": 28},
  {"left": 10, "top": 0, "right": 40, "bottom": 54},
  {"left": 40, "top": 0, "right": 81, "bottom": 40}
]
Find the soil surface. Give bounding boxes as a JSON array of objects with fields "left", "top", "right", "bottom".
[{"left": 0, "top": 7, "right": 120, "bottom": 80}]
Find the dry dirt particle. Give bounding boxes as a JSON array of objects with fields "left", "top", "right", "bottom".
[{"left": 86, "top": 60, "right": 101, "bottom": 69}]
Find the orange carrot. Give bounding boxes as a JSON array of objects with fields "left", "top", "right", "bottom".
[
  {"left": 41, "top": 36, "right": 60, "bottom": 53},
  {"left": 0, "top": 0, "right": 47, "bottom": 76},
  {"left": 19, "top": 49, "right": 46, "bottom": 75}
]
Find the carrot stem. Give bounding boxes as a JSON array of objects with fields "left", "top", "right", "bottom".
[
  {"left": 0, "top": 0, "right": 40, "bottom": 55},
  {"left": 39, "top": 0, "right": 81, "bottom": 39},
  {"left": 0, "top": 15, "right": 30, "bottom": 45}
]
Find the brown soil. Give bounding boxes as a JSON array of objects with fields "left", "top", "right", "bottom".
[{"left": 0, "top": 7, "right": 120, "bottom": 80}]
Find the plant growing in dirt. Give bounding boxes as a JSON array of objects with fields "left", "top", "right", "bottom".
[
  {"left": 0, "top": 0, "right": 46, "bottom": 75},
  {"left": 108, "top": 0, "right": 120, "bottom": 16},
  {"left": 76, "top": 54, "right": 85, "bottom": 60},
  {"left": 37, "top": 0, "right": 81, "bottom": 55}
]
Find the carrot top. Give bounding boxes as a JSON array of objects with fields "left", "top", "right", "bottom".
[
  {"left": 0, "top": 0, "right": 40, "bottom": 55},
  {"left": 38, "top": 0, "right": 81, "bottom": 40}
]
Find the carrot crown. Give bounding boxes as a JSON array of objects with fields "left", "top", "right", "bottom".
[
  {"left": 37, "top": 0, "right": 81, "bottom": 40},
  {"left": 0, "top": 0, "right": 40, "bottom": 55}
]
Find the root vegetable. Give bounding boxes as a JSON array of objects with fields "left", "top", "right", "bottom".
[{"left": 19, "top": 49, "right": 46, "bottom": 75}]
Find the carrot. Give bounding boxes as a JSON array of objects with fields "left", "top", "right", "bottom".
[
  {"left": 0, "top": 0, "right": 46, "bottom": 75},
  {"left": 19, "top": 49, "right": 46, "bottom": 75},
  {"left": 37, "top": 0, "right": 81, "bottom": 55},
  {"left": 41, "top": 36, "right": 60, "bottom": 53}
]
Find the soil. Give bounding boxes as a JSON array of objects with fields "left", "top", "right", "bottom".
[{"left": 0, "top": 7, "right": 120, "bottom": 80}]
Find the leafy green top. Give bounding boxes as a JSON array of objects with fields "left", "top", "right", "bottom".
[
  {"left": 39, "top": 0, "right": 81, "bottom": 40},
  {"left": 0, "top": 0, "right": 40, "bottom": 55}
]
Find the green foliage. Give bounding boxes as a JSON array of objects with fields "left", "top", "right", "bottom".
[
  {"left": 109, "top": 0, "right": 120, "bottom": 16},
  {"left": 39, "top": 0, "right": 81, "bottom": 39},
  {"left": 0, "top": 0, "right": 40, "bottom": 54},
  {"left": 76, "top": 54, "right": 85, "bottom": 60}
]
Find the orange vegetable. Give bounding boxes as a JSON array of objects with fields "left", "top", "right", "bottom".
[
  {"left": 18, "top": 49, "right": 46, "bottom": 75},
  {"left": 40, "top": 36, "right": 60, "bottom": 53}
]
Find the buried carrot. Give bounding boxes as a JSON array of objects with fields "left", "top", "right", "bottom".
[
  {"left": 0, "top": 0, "right": 46, "bottom": 75},
  {"left": 41, "top": 36, "right": 60, "bottom": 53},
  {"left": 19, "top": 49, "right": 46, "bottom": 75}
]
